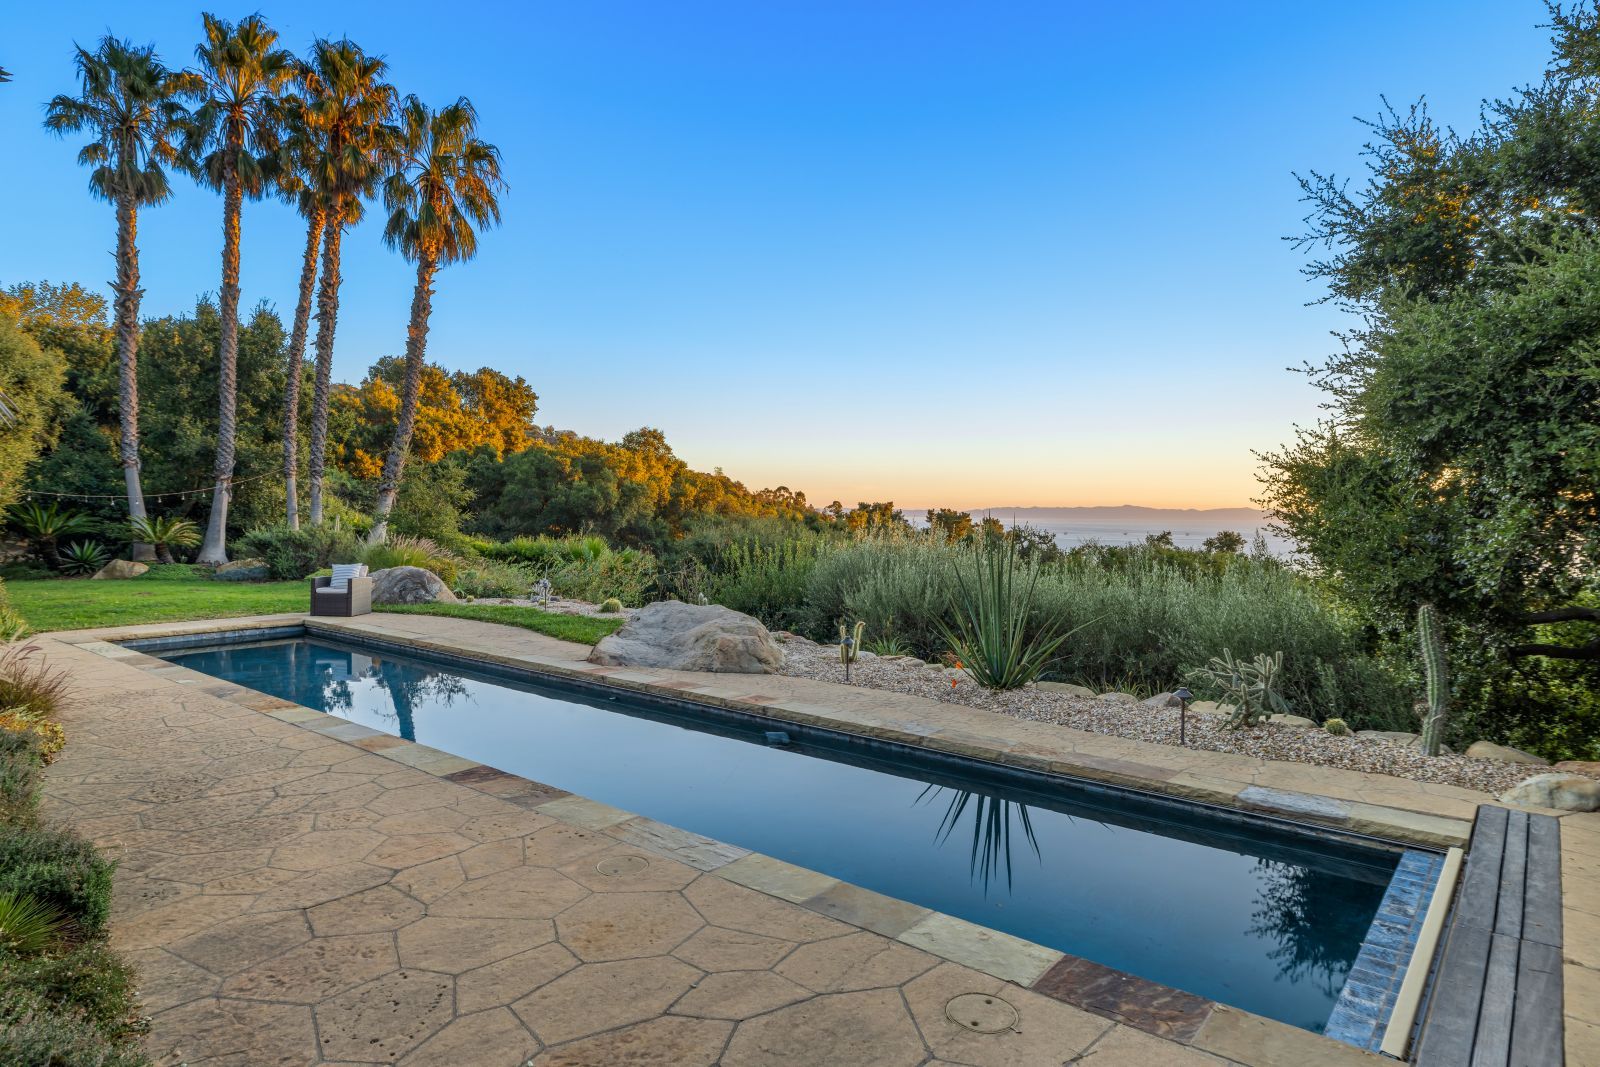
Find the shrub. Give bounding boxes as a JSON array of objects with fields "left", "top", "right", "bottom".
[
  {"left": 803, "top": 535, "right": 958, "bottom": 655},
  {"left": 598, "top": 597, "right": 623, "bottom": 614},
  {"left": 0, "top": 643, "right": 70, "bottom": 723},
  {"left": 0, "top": 987, "right": 148, "bottom": 1067},
  {"left": 708, "top": 538, "right": 830, "bottom": 632},
  {"left": 0, "top": 728, "right": 42, "bottom": 821},
  {"left": 236, "top": 524, "right": 362, "bottom": 581},
  {"left": 0, "top": 716, "right": 64, "bottom": 765},
  {"left": 452, "top": 559, "right": 534, "bottom": 599},
  {"left": 0, "top": 941, "right": 146, "bottom": 1046},
  {"left": 358, "top": 535, "right": 461, "bottom": 587},
  {"left": 0, "top": 824, "right": 115, "bottom": 937}
]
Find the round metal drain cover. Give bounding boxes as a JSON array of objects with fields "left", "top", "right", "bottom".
[
  {"left": 945, "top": 993, "right": 1018, "bottom": 1034},
  {"left": 595, "top": 854, "right": 649, "bottom": 877}
]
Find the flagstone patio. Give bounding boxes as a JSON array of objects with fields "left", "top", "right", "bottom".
[{"left": 30, "top": 612, "right": 1593, "bottom": 1064}]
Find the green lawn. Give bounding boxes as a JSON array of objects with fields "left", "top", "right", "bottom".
[
  {"left": 7, "top": 577, "right": 308, "bottom": 632},
  {"left": 376, "top": 602, "right": 624, "bottom": 644},
  {"left": 5, "top": 574, "right": 624, "bottom": 645}
]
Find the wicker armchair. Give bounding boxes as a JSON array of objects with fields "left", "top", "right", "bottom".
[{"left": 310, "top": 564, "right": 372, "bottom": 617}]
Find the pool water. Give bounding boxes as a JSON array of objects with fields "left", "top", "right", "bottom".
[{"left": 164, "top": 635, "right": 1404, "bottom": 1033}]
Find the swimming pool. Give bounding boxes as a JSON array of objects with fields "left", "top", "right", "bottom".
[{"left": 158, "top": 632, "right": 1434, "bottom": 1037}]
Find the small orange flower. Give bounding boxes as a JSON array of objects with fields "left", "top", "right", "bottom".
[{"left": 950, "top": 678, "right": 958, "bottom": 689}]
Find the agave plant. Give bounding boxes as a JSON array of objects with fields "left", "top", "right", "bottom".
[
  {"left": 0, "top": 892, "right": 67, "bottom": 954},
  {"left": 5, "top": 502, "right": 96, "bottom": 571},
  {"left": 59, "top": 540, "right": 111, "bottom": 576},
  {"left": 129, "top": 515, "right": 201, "bottom": 565},
  {"left": 938, "top": 537, "right": 1092, "bottom": 690}
]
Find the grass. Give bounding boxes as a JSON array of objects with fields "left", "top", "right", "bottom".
[
  {"left": 376, "top": 603, "right": 624, "bottom": 645},
  {"left": 6, "top": 578, "right": 306, "bottom": 632}
]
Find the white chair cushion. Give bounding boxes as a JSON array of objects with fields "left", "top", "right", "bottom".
[{"left": 329, "top": 563, "right": 367, "bottom": 591}]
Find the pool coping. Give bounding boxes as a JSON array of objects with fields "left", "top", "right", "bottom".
[{"left": 53, "top": 615, "right": 1464, "bottom": 1065}]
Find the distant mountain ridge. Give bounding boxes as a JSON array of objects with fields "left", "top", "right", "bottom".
[{"left": 910, "top": 505, "right": 1266, "bottom": 524}]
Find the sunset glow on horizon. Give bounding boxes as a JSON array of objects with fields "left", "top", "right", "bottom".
[{"left": 0, "top": 1, "right": 1553, "bottom": 511}]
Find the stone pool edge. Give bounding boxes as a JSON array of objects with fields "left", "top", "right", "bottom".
[{"left": 63, "top": 616, "right": 1438, "bottom": 1065}]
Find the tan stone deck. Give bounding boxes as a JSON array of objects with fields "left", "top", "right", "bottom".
[{"left": 31, "top": 611, "right": 1590, "bottom": 1064}]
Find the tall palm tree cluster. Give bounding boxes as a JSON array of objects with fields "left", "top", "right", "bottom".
[{"left": 42, "top": 17, "right": 505, "bottom": 562}]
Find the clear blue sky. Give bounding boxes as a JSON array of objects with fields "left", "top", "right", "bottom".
[{"left": 0, "top": 1, "right": 1555, "bottom": 508}]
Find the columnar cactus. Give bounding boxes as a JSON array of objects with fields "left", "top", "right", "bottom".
[
  {"left": 1418, "top": 603, "right": 1449, "bottom": 756},
  {"left": 839, "top": 620, "right": 866, "bottom": 682}
]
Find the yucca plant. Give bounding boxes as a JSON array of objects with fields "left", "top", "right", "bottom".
[
  {"left": 59, "top": 540, "right": 110, "bottom": 576},
  {"left": 6, "top": 502, "right": 96, "bottom": 571},
  {"left": 0, "top": 892, "right": 67, "bottom": 954},
  {"left": 129, "top": 515, "right": 201, "bottom": 565},
  {"left": 937, "top": 537, "right": 1089, "bottom": 690}
]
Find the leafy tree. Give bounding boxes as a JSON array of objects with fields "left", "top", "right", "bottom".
[
  {"left": 1266, "top": 3, "right": 1600, "bottom": 752},
  {"left": 135, "top": 299, "right": 288, "bottom": 535},
  {"left": 44, "top": 37, "right": 193, "bottom": 555},
  {"left": 1203, "top": 530, "right": 1246, "bottom": 553},
  {"left": 370, "top": 96, "right": 505, "bottom": 542},
  {"left": 297, "top": 39, "right": 396, "bottom": 526},
  {"left": 0, "top": 321, "right": 67, "bottom": 511},
  {"left": 927, "top": 508, "right": 974, "bottom": 542},
  {"left": 182, "top": 13, "right": 295, "bottom": 563},
  {"left": 1144, "top": 530, "right": 1176, "bottom": 549},
  {"left": 845, "top": 502, "right": 907, "bottom": 532}
]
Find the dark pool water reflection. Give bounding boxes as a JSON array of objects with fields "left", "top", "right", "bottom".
[{"left": 166, "top": 636, "right": 1400, "bottom": 1033}]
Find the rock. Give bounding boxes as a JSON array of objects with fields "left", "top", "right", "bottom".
[
  {"left": 1498, "top": 773, "right": 1600, "bottom": 812},
  {"left": 1187, "top": 700, "right": 1233, "bottom": 717},
  {"left": 213, "top": 558, "right": 269, "bottom": 582},
  {"left": 588, "top": 600, "right": 784, "bottom": 674},
  {"left": 91, "top": 559, "right": 147, "bottom": 580},
  {"left": 1267, "top": 713, "right": 1318, "bottom": 728},
  {"left": 1036, "top": 681, "right": 1098, "bottom": 699},
  {"left": 1555, "top": 761, "right": 1600, "bottom": 776},
  {"left": 1464, "top": 741, "right": 1549, "bottom": 766},
  {"left": 1098, "top": 692, "right": 1138, "bottom": 704},
  {"left": 1141, "top": 692, "right": 1180, "bottom": 709},
  {"left": 370, "top": 566, "right": 458, "bottom": 605}
]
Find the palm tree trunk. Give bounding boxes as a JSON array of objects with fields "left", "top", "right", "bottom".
[
  {"left": 307, "top": 216, "right": 344, "bottom": 526},
  {"left": 369, "top": 256, "right": 439, "bottom": 543},
  {"left": 198, "top": 159, "right": 243, "bottom": 564},
  {"left": 282, "top": 207, "right": 324, "bottom": 531},
  {"left": 114, "top": 193, "right": 154, "bottom": 562}
]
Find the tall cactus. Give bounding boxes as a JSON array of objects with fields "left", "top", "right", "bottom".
[{"left": 1418, "top": 603, "right": 1450, "bottom": 756}]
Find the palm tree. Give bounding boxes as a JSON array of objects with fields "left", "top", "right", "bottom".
[
  {"left": 272, "top": 88, "right": 328, "bottom": 530},
  {"left": 369, "top": 97, "right": 504, "bottom": 542},
  {"left": 183, "top": 14, "right": 295, "bottom": 564},
  {"left": 44, "top": 38, "right": 193, "bottom": 560},
  {"left": 298, "top": 39, "right": 396, "bottom": 526}
]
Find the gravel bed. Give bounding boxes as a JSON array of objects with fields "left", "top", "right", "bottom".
[
  {"left": 458, "top": 595, "right": 636, "bottom": 619},
  {"left": 774, "top": 636, "right": 1578, "bottom": 795}
]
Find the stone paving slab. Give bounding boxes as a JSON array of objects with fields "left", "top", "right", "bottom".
[{"left": 35, "top": 612, "right": 1547, "bottom": 1064}]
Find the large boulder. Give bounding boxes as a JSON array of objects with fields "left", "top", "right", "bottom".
[
  {"left": 1465, "top": 741, "right": 1549, "bottom": 766},
  {"left": 1499, "top": 773, "right": 1600, "bottom": 812},
  {"left": 370, "top": 566, "right": 457, "bottom": 605},
  {"left": 92, "top": 560, "right": 147, "bottom": 580},
  {"left": 1267, "top": 713, "right": 1318, "bottom": 728},
  {"left": 214, "top": 558, "right": 269, "bottom": 582},
  {"left": 588, "top": 600, "right": 784, "bottom": 673},
  {"left": 1555, "top": 760, "right": 1600, "bottom": 776}
]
